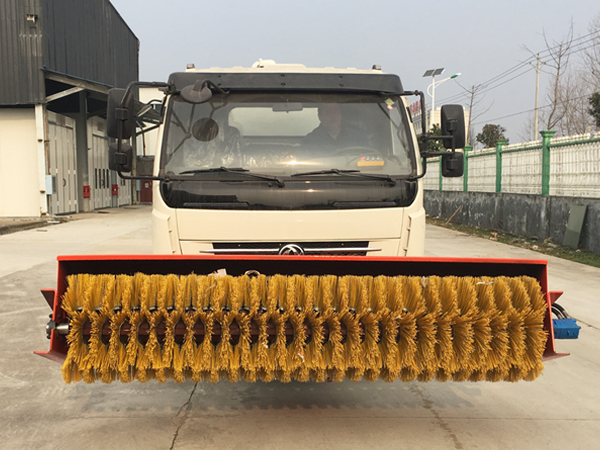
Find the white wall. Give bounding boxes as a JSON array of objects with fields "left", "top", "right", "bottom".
[
  {"left": 0, "top": 109, "right": 41, "bottom": 216},
  {"left": 550, "top": 136, "right": 600, "bottom": 198},
  {"left": 428, "top": 108, "right": 470, "bottom": 136},
  {"left": 136, "top": 87, "right": 164, "bottom": 156}
]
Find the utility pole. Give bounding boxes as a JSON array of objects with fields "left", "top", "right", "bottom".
[{"left": 534, "top": 54, "right": 541, "bottom": 139}]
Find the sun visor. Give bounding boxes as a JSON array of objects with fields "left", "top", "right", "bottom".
[{"left": 168, "top": 72, "right": 403, "bottom": 95}]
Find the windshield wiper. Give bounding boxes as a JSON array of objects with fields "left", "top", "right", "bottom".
[
  {"left": 291, "top": 169, "right": 396, "bottom": 186},
  {"left": 292, "top": 169, "right": 359, "bottom": 176},
  {"left": 178, "top": 167, "right": 285, "bottom": 187}
]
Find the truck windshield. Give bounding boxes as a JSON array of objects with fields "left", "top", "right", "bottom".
[{"left": 160, "top": 93, "right": 416, "bottom": 178}]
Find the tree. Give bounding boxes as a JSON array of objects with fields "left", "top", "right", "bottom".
[
  {"left": 583, "top": 14, "right": 600, "bottom": 91},
  {"left": 476, "top": 124, "right": 508, "bottom": 148},
  {"left": 458, "top": 83, "right": 493, "bottom": 146},
  {"left": 518, "top": 113, "right": 537, "bottom": 142},
  {"left": 532, "top": 17, "right": 600, "bottom": 136},
  {"left": 539, "top": 25, "right": 574, "bottom": 131},
  {"left": 589, "top": 92, "right": 600, "bottom": 127},
  {"left": 558, "top": 71, "right": 594, "bottom": 135},
  {"left": 424, "top": 124, "right": 444, "bottom": 152}
]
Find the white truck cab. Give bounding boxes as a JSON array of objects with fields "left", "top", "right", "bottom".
[{"left": 107, "top": 61, "right": 465, "bottom": 257}]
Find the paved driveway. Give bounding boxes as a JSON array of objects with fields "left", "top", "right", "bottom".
[{"left": 0, "top": 206, "right": 597, "bottom": 449}]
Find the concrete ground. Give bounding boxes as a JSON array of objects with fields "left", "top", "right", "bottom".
[
  {"left": 0, "top": 205, "right": 597, "bottom": 450},
  {"left": 0, "top": 215, "right": 67, "bottom": 236}
]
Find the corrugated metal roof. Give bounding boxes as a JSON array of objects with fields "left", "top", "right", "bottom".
[
  {"left": 42, "top": 0, "right": 139, "bottom": 90},
  {"left": 0, "top": 0, "right": 138, "bottom": 106},
  {"left": 0, "top": 0, "right": 45, "bottom": 105}
]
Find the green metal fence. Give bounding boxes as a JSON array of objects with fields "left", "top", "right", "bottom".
[{"left": 424, "top": 132, "right": 600, "bottom": 198}]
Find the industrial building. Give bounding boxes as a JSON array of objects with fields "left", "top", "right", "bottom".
[{"left": 0, "top": 0, "right": 138, "bottom": 217}]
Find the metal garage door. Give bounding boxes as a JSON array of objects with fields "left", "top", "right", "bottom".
[
  {"left": 88, "top": 117, "right": 111, "bottom": 210},
  {"left": 88, "top": 117, "right": 132, "bottom": 209},
  {"left": 117, "top": 157, "right": 132, "bottom": 206},
  {"left": 47, "top": 112, "right": 78, "bottom": 215}
]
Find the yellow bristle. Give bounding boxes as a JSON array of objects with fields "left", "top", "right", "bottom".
[
  {"left": 61, "top": 275, "right": 93, "bottom": 382},
  {"left": 395, "top": 277, "right": 420, "bottom": 381},
  {"left": 221, "top": 310, "right": 240, "bottom": 382},
  {"left": 379, "top": 313, "right": 400, "bottom": 381},
  {"left": 474, "top": 277, "right": 507, "bottom": 373},
  {"left": 282, "top": 275, "right": 307, "bottom": 380},
  {"left": 181, "top": 305, "right": 200, "bottom": 381},
  {"left": 84, "top": 275, "right": 113, "bottom": 382},
  {"left": 415, "top": 276, "right": 439, "bottom": 378},
  {"left": 286, "top": 308, "right": 306, "bottom": 379},
  {"left": 487, "top": 277, "right": 512, "bottom": 379},
  {"left": 127, "top": 311, "right": 148, "bottom": 382},
  {"left": 435, "top": 277, "right": 458, "bottom": 381},
  {"left": 62, "top": 314, "right": 88, "bottom": 383},
  {"left": 450, "top": 277, "right": 477, "bottom": 378},
  {"left": 232, "top": 275, "right": 252, "bottom": 382},
  {"left": 512, "top": 277, "right": 547, "bottom": 379},
  {"left": 123, "top": 274, "right": 146, "bottom": 382},
  {"left": 107, "top": 275, "right": 132, "bottom": 381},
  {"left": 318, "top": 276, "right": 343, "bottom": 381},
  {"left": 341, "top": 277, "right": 363, "bottom": 380},
  {"left": 248, "top": 275, "right": 268, "bottom": 382},
  {"left": 301, "top": 277, "right": 325, "bottom": 381},
  {"left": 255, "top": 275, "right": 276, "bottom": 382},
  {"left": 506, "top": 277, "right": 535, "bottom": 379},
  {"left": 138, "top": 275, "right": 159, "bottom": 381},
  {"left": 163, "top": 308, "right": 182, "bottom": 381},
  {"left": 361, "top": 277, "right": 383, "bottom": 376},
  {"left": 378, "top": 276, "right": 402, "bottom": 381},
  {"left": 58, "top": 272, "right": 549, "bottom": 384},
  {"left": 468, "top": 370, "right": 487, "bottom": 382},
  {"left": 110, "top": 312, "right": 131, "bottom": 382},
  {"left": 470, "top": 285, "right": 492, "bottom": 372},
  {"left": 258, "top": 275, "right": 282, "bottom": 382},
  {"left": 495, "top": 277, "right": 525, "bottom": 378},
  {"left": 170, "top": 275, "right": 193, "bottom": 382},
  {"left": 62, "top": 274, "right": 88, "bottom": 315},
  {"left": 520, "top": 277, "right": 547, "bottom": 381},
  {"left": 193, "top": 275, "right": 216, "bottom": 381},
  {"left": 272, "top": 276, "right": 290, "bottom": 381},
  {"left": 212, "top": 276, "right": 230, "bottom": 381}
]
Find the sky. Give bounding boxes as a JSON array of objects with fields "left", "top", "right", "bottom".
[{"left": 110, "top": 0, "right": 600, "bottom": 144}]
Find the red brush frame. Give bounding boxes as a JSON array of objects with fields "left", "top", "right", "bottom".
[{"left": 34, "top": 255, "right": 566, "bottom": 363}]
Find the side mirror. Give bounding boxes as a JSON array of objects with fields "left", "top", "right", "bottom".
[
  {"left": 107, "top": 88, "right": 135, "bottom": 139},
  {"left": 441, "top": 105, "right": 466, "bottom": 149},
  {"left": 109, "top": 143, "right": 133, "bottom": 173},
  {"left": 441, "top": 152, "right": 464, "bottom": 177}
]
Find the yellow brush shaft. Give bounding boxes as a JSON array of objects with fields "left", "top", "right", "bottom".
[{"left": 60, "top": 273, "right": 547, "bottom": 384}]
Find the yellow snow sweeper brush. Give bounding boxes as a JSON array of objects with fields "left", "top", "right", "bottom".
[{"left": 36, "top": 254, "right": 571, "bottom": 384}]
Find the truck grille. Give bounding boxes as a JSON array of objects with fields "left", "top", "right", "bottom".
[{"left": 207, "top": 241, "right": 379, "bottom": 256}]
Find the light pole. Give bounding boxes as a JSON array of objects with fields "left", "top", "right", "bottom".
[{"left": 423, "top": 68, "right": 461, "bottom": 130}]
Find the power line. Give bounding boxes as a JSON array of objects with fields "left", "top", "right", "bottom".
[
  {"left": 435, "top": 29, "right": 600, "bottom": 105},
  {"left": 535, "top": 30, "right": 600, "bottom": 60},
  {"left": 439, "top": 65, "right": 536, "bottom": 104},
  {"left": 471, "top": 92, "right": 593, "bottom": 126},
  {"left": 428, "top": 27, "right": 600, "bottom": 137},
  {"left": 437, "top": 39, "right": 599, "bottom": 106},
  {"left": 471, "top": 107, "right": 541, "bottom": 126}
]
